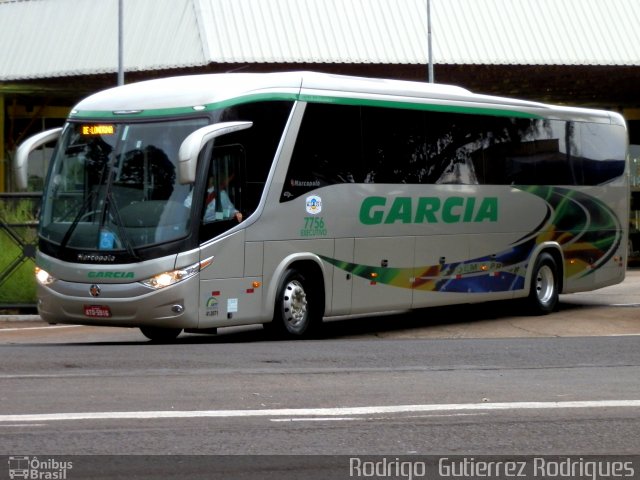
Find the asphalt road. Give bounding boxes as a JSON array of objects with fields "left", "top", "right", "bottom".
[{"left": 0, "top": 272, "right": 639, "bottom": 478}]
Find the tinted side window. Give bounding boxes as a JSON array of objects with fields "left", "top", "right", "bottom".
[
  {"left": 361, "top": 106, "right": 426, "bottom": 183},
  {"left": 478, "top": 119, "right": 626, "bottom": 186},
  {"left": 422, "top": 112, "right": 500, "bottom": 185},
  {"left": 282, "top": 103, "right": 362, "bottom": 202},
  {"left": 476, "top": 118, "right": 575, "bottom": 185},
  {"left": 577, "top": 122, "right": 627, "bottom": 185},
  {"left": 509, "top": 120, "right": 572, "bottom": 185},
  {"left": 282, "top": 102, "right": 626, "bottom": 196}
]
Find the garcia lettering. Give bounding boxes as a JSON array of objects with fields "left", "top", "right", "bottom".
[
  {"left": 359, "top": 196, "right": 498, "bottom": 225},
  {"left": 87, "top": 271, "right": 135, "bottom": 279}
]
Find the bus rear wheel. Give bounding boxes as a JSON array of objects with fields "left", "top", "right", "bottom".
[
  {"left": 526, "top": 252, "right": 559, "bottom": 315},
  {"left": 140, "top": 326, "right": 182, "bottom": 342},
  {"left": 272, "top": 269, "right": 321, "bottom": 338}
]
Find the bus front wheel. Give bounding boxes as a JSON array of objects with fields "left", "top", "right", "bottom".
[
  {"left": 526, "top": 252, "right": 559, "bottom": 315},
  {"left": 140, "top": 326, "right": 182, "bottom": 342},
  {"left": 272, "top": 269, "right": 321, "bottom": 338}
]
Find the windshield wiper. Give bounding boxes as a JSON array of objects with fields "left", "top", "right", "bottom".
[
  {"left": 58, "top": 188, "right": 100, "bottom": 250},
  {"left": 102, "top": 192, "right": 140, "bottom": 261},
  {"left": 59, "top": 152, "right": 111, "bottom": 250}
]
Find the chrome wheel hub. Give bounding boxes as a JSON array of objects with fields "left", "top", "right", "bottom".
[
  {"left": 535, "top": 265, "right": 555, "bottom": 305},
  {"left": 282, "top": 280, "right": 308, "bottom": 328}
]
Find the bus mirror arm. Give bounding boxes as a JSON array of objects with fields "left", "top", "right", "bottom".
[
  {"left": 14, "top": 127, "right": 63, "bottom": 190},
  {"left": 177, "top": 121, "right": 253, "bottom": 184}
]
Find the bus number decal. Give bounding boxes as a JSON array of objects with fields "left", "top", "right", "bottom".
[{"left": 301, "top": 216, "right": 327, "bottom": 237}]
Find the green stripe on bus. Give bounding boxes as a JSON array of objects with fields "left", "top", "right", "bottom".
[
  {"left": 299, "top": 94, "right": 542, "bottom": 118},
  {"left": 69, "top": 92, "right": 300, "bottom": 119},
  {"left": 70, "top": 92, "right": 541, "bottom": 120}
]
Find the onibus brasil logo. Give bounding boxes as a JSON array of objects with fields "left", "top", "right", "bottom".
[{"left": 8, "top": 456, "right": 73, "bottom": 479}]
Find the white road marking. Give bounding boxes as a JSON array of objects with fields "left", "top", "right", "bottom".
[
  {"left": 271, "top": 417, "right": 359, "bottom": 422},
  {"left": 270, "top": 413, "right": 486, "bottom": 422},
  {"left": 1, "top": 400, "right": 639, "bottom": 423},
  {"left": 0, "top": 325, "right": 80, "bottom": 332},
  {"left": 0, "top": 424, "right": 46, "bottom": 427}
]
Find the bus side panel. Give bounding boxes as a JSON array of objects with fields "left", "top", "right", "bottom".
[
  {"left": 244, "top": 241, "right": 264, "bottom": 277},
  {"left": 197, "top": 229, "right": 263, "bottom": 327},
  {"left": 350, "top": 236, "right": 414, "bottom": 314},
  {"left": 195, "top": 240, "right": 264, "bottom": 328},
  {"left": 466, "top": 232, "right": 527, "bottom": 302},
  {"left": 331, "top": 238, "right": 354, "bottom": 316},
  {"left": 412, "top": 233, "right": 470, "bottom": 309},
  {"left": 558, "top": 182, "right": 628, "bottom": 294},
  {"left": 200, "top": 230, "right": 246, "bottom": 279},
  {"left": 198, "top": 277, "right": 264, "bottom": 328}
]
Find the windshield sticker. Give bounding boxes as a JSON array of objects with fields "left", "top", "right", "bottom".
[{"left": 99, "top": 229, "right": 116, "bottom": 249}]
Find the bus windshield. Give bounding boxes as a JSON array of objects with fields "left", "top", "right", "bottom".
[{"left": 40, "top": 118, "right": 208, "bottom": 252}]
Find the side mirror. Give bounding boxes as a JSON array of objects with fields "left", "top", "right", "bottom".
[
  {"left": 14, "top": 127, "right": 63, "bottom": 190},
  {"left": 178, "top": 121, "right": 253, "bottom": 184}
]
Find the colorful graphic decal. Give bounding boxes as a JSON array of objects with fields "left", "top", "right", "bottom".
[
  {"left": 206, "top": 297, "right": 218, "bottom": 307},
  {"left": 319, "top": 187, "right": 622, "bottom": 293},
  {"left": 205, "top": 296, "right": 219, "bottom": 317}
]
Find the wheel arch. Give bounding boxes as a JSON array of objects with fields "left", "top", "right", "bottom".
[
  {"left": 264, "top": 253, "right": 328, "bottom": 323},
  {"left": 524, "top": 242, "right": 565, "bottom": 295}
]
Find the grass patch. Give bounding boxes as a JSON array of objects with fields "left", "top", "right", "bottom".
[{"left": 0, "top": 198, "right": 39, "bottom": 305}]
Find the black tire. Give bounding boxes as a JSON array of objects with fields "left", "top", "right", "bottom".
[
  {"left": 271, "top": 268, "right": 322, "bottom": 338},
  {"left": 140, "top": 326, "right": 182, "bottom": 342},
  {"left": 526, "top": 252, "right": 560, "bottom": 315}
]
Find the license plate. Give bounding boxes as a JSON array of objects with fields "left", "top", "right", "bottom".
[{"left": 84, "top": 305, "right": 111, "bottom": 318}]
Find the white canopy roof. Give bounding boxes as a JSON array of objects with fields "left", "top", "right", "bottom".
[{"left": 1, "top": 0, "right": 639, "bottom": 80}]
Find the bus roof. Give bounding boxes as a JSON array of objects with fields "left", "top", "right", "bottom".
[{"left": 70, "top": 71, "right": 623, "bottom": 125}]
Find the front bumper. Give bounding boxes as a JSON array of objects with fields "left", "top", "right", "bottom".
[{"left": 37, "top": 275, "right": 200, "bottom": 329}]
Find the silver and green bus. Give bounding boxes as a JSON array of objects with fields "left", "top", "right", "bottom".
[{"left": 15, "top": 71, "right": 629, "bottom": 341}]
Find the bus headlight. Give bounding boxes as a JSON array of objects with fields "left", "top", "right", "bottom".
[
  {"left": 35, "top": 267, "right": 56, "bottom": 286},
  {"left": 140, "top": 257, "right": 213, "bottom": 289}
]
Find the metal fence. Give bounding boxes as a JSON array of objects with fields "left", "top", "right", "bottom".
[{"left": 0, "top": 192, "right": 41, "bottom": 311}]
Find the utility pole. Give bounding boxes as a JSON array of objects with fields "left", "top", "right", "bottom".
[
  {"left": 117, "top": 0, "right": 124, "bottom": 86},
  {"left": 427, "top": 0, "right": 434, "bottom": 83}
]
